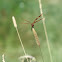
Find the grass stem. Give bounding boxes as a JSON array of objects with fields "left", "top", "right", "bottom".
[
  {"left": 2, "top": 54, "right": 5, "bottom": 62},
  {"left": 12, "top": 16, "right": 29, "bottom": 62},
  {"left": 38, "top": 0, "right": 53, "bottom": 62}
]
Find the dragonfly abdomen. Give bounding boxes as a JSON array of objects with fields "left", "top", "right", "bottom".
[{"left": 32, "top": 28, "right": 40, "bottom": 46}]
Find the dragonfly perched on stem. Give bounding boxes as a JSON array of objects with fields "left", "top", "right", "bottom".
[
  {"left": 23, "top": 14, "right": 45, "bottom": 62},
  {"left": 23, "top": 14, "right": 43, "bottom": 47},
  {"left": 24, "top": 14, "right": 44, "bottom": 62}
]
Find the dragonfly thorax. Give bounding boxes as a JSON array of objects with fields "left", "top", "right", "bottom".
[{"left": 31, "top": 23, "right": 34, "bottom": 28}]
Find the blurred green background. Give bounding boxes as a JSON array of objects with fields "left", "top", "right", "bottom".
[{"left": 0, "top": 0, "right": 62, "bottom": 62}]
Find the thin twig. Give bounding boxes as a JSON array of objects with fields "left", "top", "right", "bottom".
[
  {"left": 12, "top": 16, "right": 29, "bottom": 62},
  {"left": 12, "top": 16, "right": 26, "bottom": 55},
  {"left": 16, "top": 27, "right": 26, "bottom": 55},
  {"left": 38, "top": 0, "right": 53, "bottom": 62},
  {"left": 2, "top": 54, "right": 5, "bottom": 62},
  {"left": 39, "top": 47, "right": 44, "bottom": 62}
]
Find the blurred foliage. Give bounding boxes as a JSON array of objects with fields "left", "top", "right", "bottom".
[{"left": 0, "top": 0, "right": 62, "bottom": 62}]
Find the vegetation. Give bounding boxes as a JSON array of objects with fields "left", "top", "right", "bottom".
[{"left": 0, "top": 0, "right": 62, "bottom": 62}]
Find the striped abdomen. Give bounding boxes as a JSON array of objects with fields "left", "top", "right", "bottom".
[{"left": 32, "top": 28, "right": 40, "bottom": 46}]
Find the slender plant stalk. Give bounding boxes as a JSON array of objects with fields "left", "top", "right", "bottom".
[
  {"left": 16, "top": 27, "right": 26, "bottom": 55},
  {"left": 38, "top": 0, "right": 53, "bottom": 62},
  {"left": 2, "top": 54, "right": 5, "bottom": 62},
  {"left": 39, "top": 47, "right": 44, "bottom": 62},
  {"left": 12, "top": 16, "right": 29, "bottom": 62}
]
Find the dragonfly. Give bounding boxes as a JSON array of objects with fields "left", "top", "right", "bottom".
[{"left": 23, "top": 14, "right": 43, "bottom": 47}]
